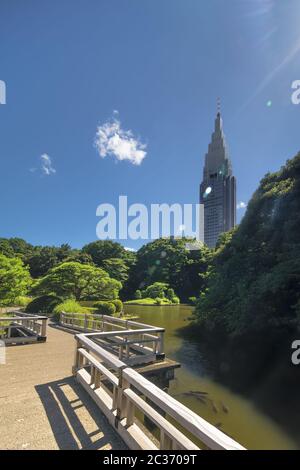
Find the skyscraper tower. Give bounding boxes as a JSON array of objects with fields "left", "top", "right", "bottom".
[{"left": 200, "top": 102, "right": 236, "bottom": 248}]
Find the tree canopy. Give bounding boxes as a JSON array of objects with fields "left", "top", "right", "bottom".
[
  {"left": 102, "top": 258, "right": 129, "bottom": 283},
  {"left": 0, "top": 254, "right": 31, "bottom": 306},
  {"left": 123, "top": 237, "right": 211, "bottom": 301},
  {"left": 82, "top": 240, "right": 129, "bottom": 266},
  {"left": 33, "top": 261, "right": 121, "bottom": 301}
]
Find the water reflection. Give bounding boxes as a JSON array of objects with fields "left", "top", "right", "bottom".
[{"left": 124, "top": 304, "right": 298, "bottom": 449}]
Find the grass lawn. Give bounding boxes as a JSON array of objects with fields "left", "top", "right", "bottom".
[{"left": 124, "top": 297, "right": 178, "bottom": 306}]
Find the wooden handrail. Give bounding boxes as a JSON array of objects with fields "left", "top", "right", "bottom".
[
  {"left": 73, "top": 332, "right": 245, "bottom": 451},
  {"left": 61, "top": 312, "right": 165, "bottom": 332},
  {"left": 0, "top": 313, "right": 48, "bottom": 343},
  {"left": 123, "top": 367, "right": 244, "bottom": 450},
  {"left": 61, "top": 312, "right": 165, "bottom": 366},
  {"left": 0, "top": 316, "right": 47, "bottom": 321},
  {"left": 76, "top": 333, "right": 125, "bottom": 370},
  {"left": 78, "top": 348, "right": 119, "bottom": 386},
  {"left": 83, "top": 328, "right": 164, "bottom": 338},
  {"left": 123, "top": 388, "right": 199, "bottom": 450}
]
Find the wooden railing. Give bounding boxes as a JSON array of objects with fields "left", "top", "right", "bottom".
[
  {"left": 61, "top": 312, "right": 165, "bottom": 366},
  {"left": 0, "top": 311, "right": 48, "bottom": 344},
  {"left": 73, "top": 332, "right": 245, "bottom": 451}
]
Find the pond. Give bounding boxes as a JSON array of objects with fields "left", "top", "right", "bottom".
[{"left": 124, "top": 303, "right": 298, "bottom": 449}]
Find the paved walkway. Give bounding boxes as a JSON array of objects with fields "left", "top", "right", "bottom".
[{"left": 0, "top": 324, "right": 126, "bottom": 450}]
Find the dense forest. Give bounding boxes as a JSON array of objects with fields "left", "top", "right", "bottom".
[{"left": 0, "top": 232, "right": 211, "bottom": 308}]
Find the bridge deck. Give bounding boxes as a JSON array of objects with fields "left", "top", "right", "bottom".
[{"left": 0, "top": 324, "right": 126, "bottom": 450}]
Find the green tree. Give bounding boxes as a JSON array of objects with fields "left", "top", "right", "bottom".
[
  {"left": 0, "top": 254, "right": 31, "bottom": 306},
  {"left": 123, "top": 237, "right": 211, "bottom": 301},
  {"left": 144, "top": 282, "right": 169, "bottom": 299},
  {"left": 6, "top": 237, "right": 34, "bottom": 259},
  {"left": 166, "top": 288, "right": 175, "bottom": 301},
  {"left": 33, "top": 261, "right": 121, "bottom": 301},
  {"left": 134, "top": 289, "right": 142, "bottom": 299},
  {"left": 82, "top": 240, "right": 127, "bottom": 266},
  {"left": 26, "top": 244, "right": 87, "bottom": 278},
  {"left": 0, "top": 237, "right": 34, "bottom": 263},
  {"left": 64, "top": 250, "right": 94, "bottom": 265},
  {"left": 27, "top": 246, "right": 60, "bottom": 278},
  {"left": 102, "top": 258, "right": 129, "bottom": 283},
  {"left": 0, "top": 239, "right": 15, "bottom": 258}
]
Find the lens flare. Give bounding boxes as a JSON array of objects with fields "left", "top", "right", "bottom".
[{"left": 204, "top": 186, "right": 212, "bottom": 198}]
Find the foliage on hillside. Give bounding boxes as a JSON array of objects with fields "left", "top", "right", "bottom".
[
  {"left": 0, "top": 239, "right": 136, "bottom": 289},
  {"left": 0, "top": 254, "right": 31, "bottom": 306},
  {"left": 0, "top": 235, "right": 210, "bottom": 303},
  {"left": 194, "top": 152, "right": 300, "bottom": 336},
  {"left": 123, "top": 238, "right": 211, "bottom": 301}
]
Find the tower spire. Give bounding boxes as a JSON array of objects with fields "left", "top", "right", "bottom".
[{"left": 217, "top": 97, "right": 221, "bottom": 115}]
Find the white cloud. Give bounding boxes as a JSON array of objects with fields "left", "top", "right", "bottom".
[
  {"left": 237, "top": 201, "right": 247, "bottom": 210},
  {"left": 40, "top": 153, "right": 56, "bottom": 175},
  {"left": 94, "top": 113, "right": 147, "bottom": 165},
  {"left": 124, "top": 247, "right": 136, "bottom": 252}
]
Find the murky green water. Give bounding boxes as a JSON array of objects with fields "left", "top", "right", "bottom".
[{"left": 124, "top": 303, "right": 298, "bottom": 449}]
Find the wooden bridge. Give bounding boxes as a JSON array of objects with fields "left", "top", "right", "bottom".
[
  {"left": 0, "top": 311, "right": 245, "bottom": 450},
  {"left": 0, "top": 312, "right": 47, "bottom": 344}
]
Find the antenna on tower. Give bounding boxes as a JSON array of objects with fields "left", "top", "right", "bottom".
[{"left": 217, "top": 97, "right": 221, "bottom": 115}]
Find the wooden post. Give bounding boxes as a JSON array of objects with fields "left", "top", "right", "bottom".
[
  {"left": 125, "top": 337, "right": 130, "bottom": 359},
  {"left": 160, "top": 430, "right": 173, "bottom": 450},
  {"left": 158, "top": 331, "right": 164, "bottom": 354},
  {"left": 41, "top": 318, "right": 47, "bottom": 337},
  {"left": 126, "top": 399, "right": 135, "bottom": 427},
  {"left": 72, "top": 338, "right": 80, "bottom": 375},
  {"left": 84, "top": 314, "right": 88, "bottom": 331},
  {"left": 94, "top": 369, "right": 101, "bottom": 389},
  {"left": 115, "top": 370, "right": 129, "bottom": 425},
  {"left": 112, "top": 385, "right": 118, "bottom": 410}
]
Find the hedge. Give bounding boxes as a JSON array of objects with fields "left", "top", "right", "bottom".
[
  {"left": 25, "top": 295, "right": 62, "bottom": 314},
  {"left": 93, "top": 301, "right": 116, "bottom": 316},
  {"left": 111, "top": 299, "right": 123, "bottom": 313}
]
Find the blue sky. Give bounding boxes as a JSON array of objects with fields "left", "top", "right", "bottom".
[{"left": 0, "top": 0, "right": 299, "bottom": 250}]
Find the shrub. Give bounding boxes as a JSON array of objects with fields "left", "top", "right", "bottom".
[
  {"left": 53, "top": 299, "right": 88, "bottom": 315},
  {"left": 144, "top": 282, "right": 169, "bottom": 299},
  {"left": 172, "top": 296, "right": 180, "bottom": 304},
  {"left": 14, "top": 296, "right": 32, "bottom": 307},
  {"left": 93, "top": 301, "right": 116, "bottom": 316},
  {"left": 111, "top": 299, "right": 123, "bottom": 313},
  {"left": 166, "top": 288, "right": 175, "bottom": 301},
  {"left": 25, "top": 295, "right": 62, "bottom": 314},
  {"left": 134, "top": 289, "right": 142, "bottom": 299},
  {"left": 155, "top": 297, "right": 163, "bottom": 305}
]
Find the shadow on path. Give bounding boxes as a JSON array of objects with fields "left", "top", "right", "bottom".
[{"left": 35, "top": 376, "right": 125, "bottom": 450}]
